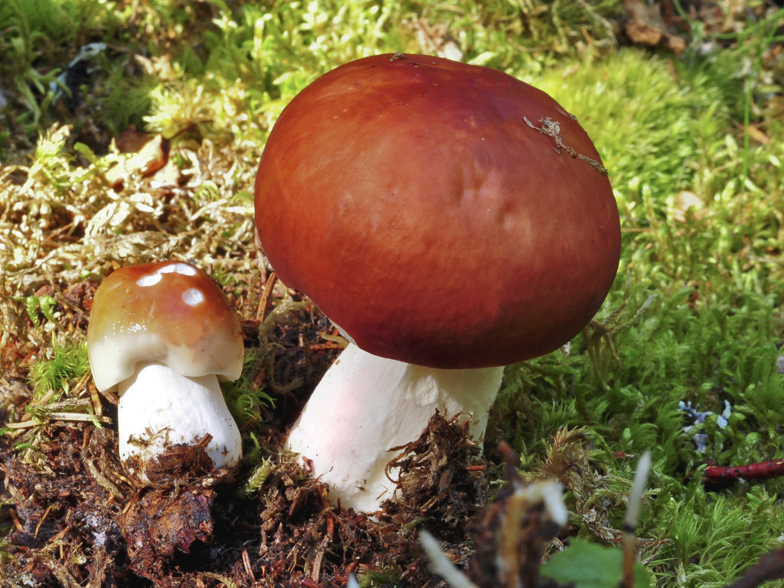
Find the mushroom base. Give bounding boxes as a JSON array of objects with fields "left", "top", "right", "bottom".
[
  {"left": 285, "top": 344, "right": 504, "bottom": 512},
  {"left": 118, "top": 362, "right": 242, "bottom": 473}
]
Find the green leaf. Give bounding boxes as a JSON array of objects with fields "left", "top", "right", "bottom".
[
  {"left": 540, "top": 539, "right": 650, "bottom": 588},
  {"left": 73, "top": 142, "right": 97, "bottom": 163},
  {"left": 38, "top": 295, "right": 56, "bottom": 322},
  {"left": 25, "top": 295, "right": 40, "bottom": 326}
]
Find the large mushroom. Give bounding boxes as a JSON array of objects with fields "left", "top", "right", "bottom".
[
  {"left": 254, "top": 53, "right": 621, "bottom": 512},
  {"left": 87, "top": 261, "right": 244, "bottom": 475}
]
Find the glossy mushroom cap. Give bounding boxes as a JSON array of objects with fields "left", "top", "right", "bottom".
[
  {"left": 255, "top": 53, "right": 621, "bottom": 369},
  {"left": 87, "top": 261, "right": 244, "bottom": 391}
]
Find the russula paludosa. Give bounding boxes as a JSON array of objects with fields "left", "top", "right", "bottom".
[
  {"left": 254, "top": 53, "right": 621, "bottom": 511},
  {"left": 87, "top": 261, "right": 244, "bottom": 473}
]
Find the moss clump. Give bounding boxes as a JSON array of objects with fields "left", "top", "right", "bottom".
[{"left": 29, "top": 340, "right": 89, "bottom": 400}]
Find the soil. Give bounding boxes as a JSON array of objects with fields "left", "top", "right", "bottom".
[
  {"left": 0, "top": 400, "right": 511, "bottom": 586},
  {"left": 0, "top": 277, "right": 559, "bottom": 587}
]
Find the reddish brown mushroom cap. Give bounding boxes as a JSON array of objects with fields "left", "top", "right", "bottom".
[
  {"left": 87, "top": 261, "right": 244, "bottom": 391},
  {"left": 255, "top": 53, "right": 620, "bottom": 369}
]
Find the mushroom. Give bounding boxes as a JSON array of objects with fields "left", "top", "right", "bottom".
[
  {"left": 87, "top": 261, "right": 244, "bottom": 474},
  {"left": 254, "top": 54, "right": 621, "bottom": 511}
]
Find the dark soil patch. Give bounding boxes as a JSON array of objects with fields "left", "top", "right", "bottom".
[
  {"left": 0, "top": 276, "right": 524, "bottom": 586},
  {"left": 0, "top": 251, "right": 568, "bottom": 587},
  {"left": 0, "top": 410, "right": 502, "bottom": 587}
]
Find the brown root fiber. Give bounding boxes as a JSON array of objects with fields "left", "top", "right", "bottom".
[{"left": 383, "top": 412, "right": 491, "bottom": 544}]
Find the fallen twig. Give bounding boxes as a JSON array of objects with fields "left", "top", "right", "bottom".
[
  {"left": 524, "top": 115, "right": 609, "bottom": 176},
  {"left": 257, "top": 271, "right": 277, "bottom": 321},
  {"left": 623, "top": 451, "right": 652, "bottom": 588},
  {"left": 6, "top": 412, "right": 112, "bottom": 429},
  {"left": 722, "top": 546, "right": 784, "bottom": 588},
  {"left": 702, "top": 459, "right": 784, "bottom": 484}
]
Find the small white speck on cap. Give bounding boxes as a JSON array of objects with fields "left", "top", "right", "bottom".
[
  {"left": 160, "top": 263, "right": 197, "bottom": 276},
  {"left": 136, "top": 263, "right": 198, "bottom": 287},
  {"left": 137, "top": 273, "right": 163, "bottom": 287},
  {"left": 182, "top": 288, "right": 205, "bottom": 306}
]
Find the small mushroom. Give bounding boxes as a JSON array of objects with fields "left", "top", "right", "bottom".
[
  {"left": 255, "top": 54, "right": 621, "bottom": 511},
  {"left": 87, "top": 261, "right": 244, "bottom": 474}
]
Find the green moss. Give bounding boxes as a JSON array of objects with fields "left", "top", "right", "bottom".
[
  {"left": 28, "top": 340, "right": 90, "bottom": 400},
  {"left": 221, "top": 348, "right": 274, "bottom": 429}
]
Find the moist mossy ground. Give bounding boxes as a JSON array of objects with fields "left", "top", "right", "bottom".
[{"left": 1, "top": 1, "right": 784, "bottom": 587}]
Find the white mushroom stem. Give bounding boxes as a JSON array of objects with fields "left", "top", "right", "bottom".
[
  {"left": 118, "top": 362, "right": 242, "bottom": 471},
  {"left": 285, "top": 343, "right": 504, "bottom": 513}
]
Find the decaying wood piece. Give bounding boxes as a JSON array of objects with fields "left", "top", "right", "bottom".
[
  {"left": 464, "top": 442, "right": 566, "bottom": 588},
  {"left": 623, "top": 0, "right": 687, "bottom": 53},
  {"left": 118, "top": 434, "right": 225, "bottom": 582}
]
